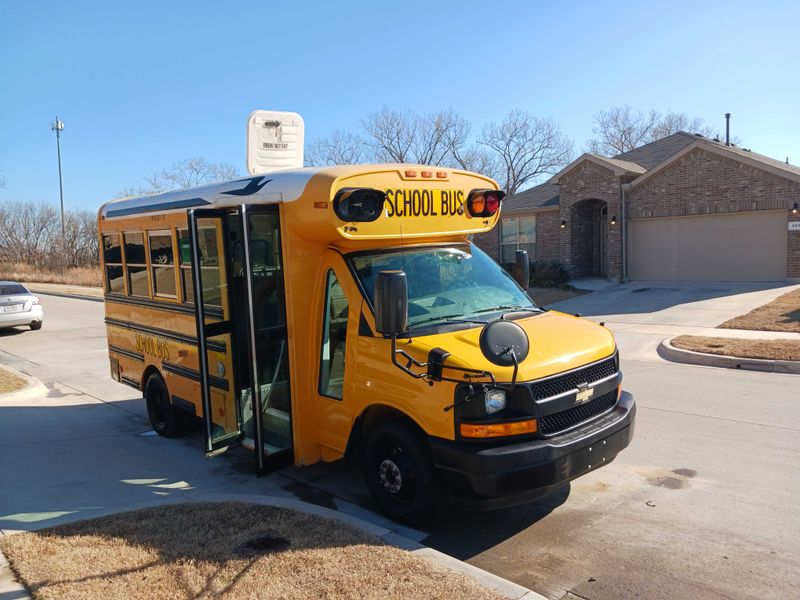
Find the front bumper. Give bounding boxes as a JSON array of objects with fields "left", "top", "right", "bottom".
[
  {"left": 0, "top": 305, "right": 43, "bottom": 329},
  {"left": 430, "top": 391, "right": 636, "bottom": 510}
]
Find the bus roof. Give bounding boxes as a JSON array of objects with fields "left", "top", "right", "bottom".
[{"left": 99, "top": 163, "right": 493, "bottom": 220}]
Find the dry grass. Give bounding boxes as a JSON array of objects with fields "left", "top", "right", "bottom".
[
  {"left": 672, "top": 335, "right": 800, "bottom": 361},
  {"left": 719, "top": 288, "right": 800, "bottom": 333},
  {"left": 0, "top": 262, "right": 102, "bottom": 287},
  {"left": 0, "top": 502, "right": 501, "bottom": 600},
  {"left": 529, "top": 286, "right": 585, "bottom": 306},
  {"left": 0, "top": 366, "right": 26, "bottom": 394}
]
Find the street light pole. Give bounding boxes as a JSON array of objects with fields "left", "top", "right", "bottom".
[{"left": 51, "top": 116, "right": 66, "bottom": 271}]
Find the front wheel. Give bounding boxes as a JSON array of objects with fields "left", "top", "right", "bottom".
[
  {"left": 363, "top": 422, "right": 437, "bottom": 524},
  {"left": 30, "top": 321, "right": 42, "bottom": 331},
  {"left": 144, "top": 373, "right": 183, "bottom": 437}
]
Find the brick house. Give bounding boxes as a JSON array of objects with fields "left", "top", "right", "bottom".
[{"left": 474, "top": 132, "right": 800, "bottom": 282}]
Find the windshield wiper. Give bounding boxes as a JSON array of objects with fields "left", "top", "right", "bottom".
[
  {"left": 407, "top": 314, "right": 488, "bottom": 331},
  {"left": 473, "top": 305, "right": 543, "bottom": 315}
]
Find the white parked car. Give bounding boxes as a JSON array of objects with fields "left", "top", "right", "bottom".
[{"left": 0, "top": 282, "right": 43, "bottom": 331}]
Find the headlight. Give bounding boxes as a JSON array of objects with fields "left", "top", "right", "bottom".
[{"left": 484, "top": 389, "right": 506, "bottom": 414}]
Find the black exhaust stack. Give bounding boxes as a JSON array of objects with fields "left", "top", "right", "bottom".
[{"left": 725, "top": 113, "right": 731, "bottom": 146}]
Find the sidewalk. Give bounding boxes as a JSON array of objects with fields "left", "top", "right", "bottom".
[{"left": 0, "top": 367, "right": 545, "bottom": 600}]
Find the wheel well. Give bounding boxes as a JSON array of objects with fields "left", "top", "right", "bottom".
[
  {"left": 141, "top": 365, "right": 165, "bottom": 394},
  {"left": 345, "top": 404, "right": 429, "bottom": 462}
]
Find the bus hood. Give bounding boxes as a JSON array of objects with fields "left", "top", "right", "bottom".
[{"left": 408, "top": 310, "right": 616, "bottom": 382}]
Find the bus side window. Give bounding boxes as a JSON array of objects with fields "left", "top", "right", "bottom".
[
  {"left": 319, "top": 270, "right": 348, "bottom": 400},
  {"left": 102, "top": 234, "right": 124, "bottom": 293},
  {"left": 124, "top": 232, "right": 149, "bottom": 297},
  {"left": 149, "top": 231, "right": 177, "bottom": 298},
  {"left": 178, "top": 229, "right": 193, "bottom": 303}
]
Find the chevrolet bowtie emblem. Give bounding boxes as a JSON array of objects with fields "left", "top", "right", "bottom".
[{"left": 575, "top": 382, "right": 594, "bottom": 404}]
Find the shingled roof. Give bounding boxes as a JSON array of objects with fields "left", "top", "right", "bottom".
[
  {"left": 501, "top": 182, "right": 560, "bottom": 214},
  {"left": 502, "top": 130, "right": 800, "bottom": 211},
  {"left": 612, "top": 131, "right": 698, "bottom": 169}
]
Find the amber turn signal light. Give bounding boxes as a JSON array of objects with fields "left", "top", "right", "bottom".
[
  {"left": 466, "top": 189, "right": 505, "bottom": 217},
  {"left": 460, "top": 419, "right": 537, "bottom": 438}
]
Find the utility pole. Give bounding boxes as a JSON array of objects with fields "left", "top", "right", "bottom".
[{"left": 51, "top": 116, "right": 66, "bottom": 271}]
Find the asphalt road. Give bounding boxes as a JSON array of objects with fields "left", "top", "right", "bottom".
[{"left": 1, "top": 293, "right": 798, "bottom": 600}]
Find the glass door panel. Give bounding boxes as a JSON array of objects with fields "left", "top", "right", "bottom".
[
  {"left": 241, "top": 205, "right": 292, "bottom": 470},
  {"left": 189, "top": 210, "right": 242, "bottom": 454}
]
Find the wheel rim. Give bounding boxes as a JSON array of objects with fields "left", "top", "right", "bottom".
[{"left": 375, "top": 443, "right": 416, "bottom": 505}]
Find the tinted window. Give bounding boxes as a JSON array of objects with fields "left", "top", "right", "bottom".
[
  {"left": 0, "top": 284, "right": 28, "bottom": 296},
  {"left": 102, "top": 234, "right": 121, "bottom": 263},
  {"left": 149, "top": 232, "right": 176, "bottom": 297},
  {"left": 124, "top": 232, "right": 146, "bottom": 265},
  {"left": 103, "top": 234, "right": 124, "bottom": 293},
  {"left": 178, "top": 229, "right": 193, "bottom": 303}
]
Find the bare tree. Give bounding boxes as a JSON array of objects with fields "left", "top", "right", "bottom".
[
  {"left": 123, "top": 158, "right": 240, "bottom": 197},
  {"left": 479, "top": 110, "right": 573, "bottom": 195},
  {"left": 586, "top": 106, "right": 723, "bottom": 155},
  {"left": 305, "top": 130, "right": 368, "bottom": 166},
  {"left": 362, "top": 107, "right": 472, "bottom": 165},
  {"left": 0, "top": 168, "right": 6, "bottom": 189},
  {"left": 0, "top": 200, "right": 98, "bottom": 269}
]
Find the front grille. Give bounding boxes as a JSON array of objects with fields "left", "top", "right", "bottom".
[
  {"left": 528, "top": 355, "right": 618, "bottom": 401},
  {"left": 539, "top": 389, "right": 618, "bottom": 435}
]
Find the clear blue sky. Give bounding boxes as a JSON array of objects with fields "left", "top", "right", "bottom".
[{"left": 1, "top": 0, "right": 798, "bottom": 211}]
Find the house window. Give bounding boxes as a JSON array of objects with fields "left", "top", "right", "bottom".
[{"left": 500, "top": 215, "right": 536, "bottom": 263}]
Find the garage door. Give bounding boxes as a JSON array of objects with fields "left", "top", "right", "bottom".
[{"left": 629, "top": 210, "right": 787, "bottom": 281}]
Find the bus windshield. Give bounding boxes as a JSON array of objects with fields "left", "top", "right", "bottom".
[{"left": 350, "top": 244, "right": 536, "bottom": 329}]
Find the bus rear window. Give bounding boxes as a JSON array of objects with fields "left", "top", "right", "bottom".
[{"left": 102, "top": 234, "right": 124, "bottom": 293}]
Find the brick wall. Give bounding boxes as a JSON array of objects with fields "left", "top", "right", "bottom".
[
  {"left": 472, "top": 228, "right": 500, "bottom": 261},
  {"left": 789, "top": 211, "right": 800, "bottom": 280},
  {"left": 534, "top": 209, "right": 561, "bottom": 264},
  {"left": 629, "top": 147, "right": 800, "bottom": 279},
  {"left": 628, "top": 148, "right": 800, "bottom": 218},
  {"left": 557, "top": 160, "right": 622, "bottom": 280}
]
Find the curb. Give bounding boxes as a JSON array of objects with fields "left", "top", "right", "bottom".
[
  {"left": 0, "top": 492, "right": 545, "bottom": 600},
  {"left": 0, "top": 548, "right": 30, "bottom": 600},
  {"left": 0, "top": 366, "right": 47, "bottom": 402},
  {"left": 25, "top": 288, "right": 103, "bottom": 303},
  {"left": 658, "top": 337, "right": 800, "bottom": 374}
]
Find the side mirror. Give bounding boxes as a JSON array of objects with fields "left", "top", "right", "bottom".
[
  {"left": 514, "top": 249, "right": 530, "bottom": 289},
  {"left": 374, "top": 270, "right": 408, "bottom": 336}
]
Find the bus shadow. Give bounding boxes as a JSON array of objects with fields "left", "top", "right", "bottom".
[
  {"left": 422, "top": 485, "right": 571, "bottom": 560},
  {"left": 280, "top": 459, "right": 570, "bottom": 560}
]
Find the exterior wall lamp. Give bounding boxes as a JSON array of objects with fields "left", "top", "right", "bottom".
[
  {"left": 560, "top": 220, "right": 566, "bottom": 229},
  {"left": 793, "top": 203, "right": 799, "bottom": 215},
  {"left": 610, "top": 215, "right": 617, "bottom": 225}
]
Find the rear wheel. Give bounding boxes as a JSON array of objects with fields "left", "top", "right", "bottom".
[
  {"left": 144, "top": 373, "right": 183, "bottom": 437},
  {"left": 363, "top": 422, "right": 437, "bottom": 524},
  {"left": 30, "top": 321, "right": 42, "bottom": 330}
]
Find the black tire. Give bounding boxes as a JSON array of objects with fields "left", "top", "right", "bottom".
[
  {"left": 144, "top": 373, "right": 183, "bottom": 438},
  {"left": 363, "top": 422, "right": 437, "bottom": 524},
  {"left": 30, "top": 322, "right": 42, "bottom": 331}
]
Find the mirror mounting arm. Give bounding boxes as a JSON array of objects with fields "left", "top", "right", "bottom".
[{"left": 389, "top": 335, "right": 496, "bottom": 386}]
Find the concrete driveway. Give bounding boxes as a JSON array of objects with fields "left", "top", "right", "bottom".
[{"left": 548, "top": 281, "right": 800, "bottom": 362}]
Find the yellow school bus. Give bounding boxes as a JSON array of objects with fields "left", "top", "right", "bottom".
[{"left": 98, "top": 163, "right": 635, "bottom": 521}]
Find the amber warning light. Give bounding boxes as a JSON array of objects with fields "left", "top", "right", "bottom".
[{"left": 467, "top": 189, "right": 505, "bottom": 217}]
